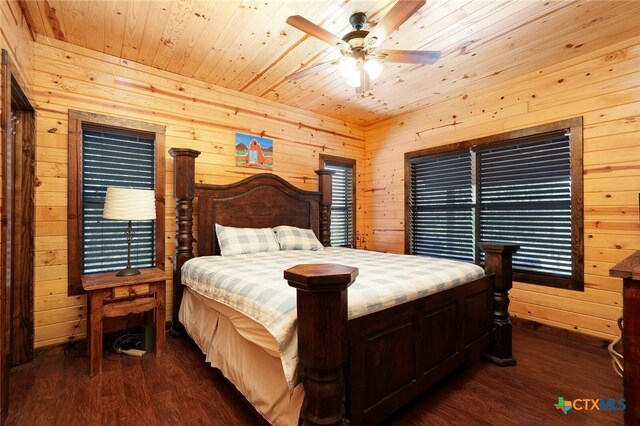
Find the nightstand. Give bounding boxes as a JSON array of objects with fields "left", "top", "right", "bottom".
[{"left": 82, "top": 267, "right": 166, "bottom": 377}]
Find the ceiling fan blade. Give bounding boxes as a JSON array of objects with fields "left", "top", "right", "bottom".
[
  {"left": 379, "top": 49, "right": 441, "bottom": 64},
  {"left": 364, "top": 0, "right": 426, "bottom": 48},
  {"left": 286, "top": 16, "right": 350, "bottom": 49},
  {"left": 287, "top": 60, "right": 340, "bottom": 80}
]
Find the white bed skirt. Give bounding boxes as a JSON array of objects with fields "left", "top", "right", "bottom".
[{"left": 179, "top": 287, "right": 304, "bottom": 426}]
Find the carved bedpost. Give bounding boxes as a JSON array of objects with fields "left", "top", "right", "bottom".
[
  {"left": 315, "top": 169, "right": 333, "bottom": 246},
  {"left": 168, "top": 148, "right": 200, "bottom": 336},
  {"left": 285, "top": 264, "right": 359, "bottom": 426},
  {"left": 479, "top": 242, "right": 520, "bottom": 366}
]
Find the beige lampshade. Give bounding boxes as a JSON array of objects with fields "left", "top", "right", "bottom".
[{"left": 103, "top": 187, "right": 156, "bottom": 221}]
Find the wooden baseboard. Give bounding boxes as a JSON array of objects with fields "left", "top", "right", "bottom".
[{"left": 511, "top": 316, "right": 614, "bottom": 349}]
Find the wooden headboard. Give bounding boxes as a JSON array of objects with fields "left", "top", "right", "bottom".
[
  {"left": 196, "top": 174, "right": 323, "bottom": 256},
  {"left": 168, "top": 148, "right": 333, "bottom": 331}
]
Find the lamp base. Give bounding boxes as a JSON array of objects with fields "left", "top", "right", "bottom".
[{"left": 116, "top": 267, "right": 141, "bottom": 277}]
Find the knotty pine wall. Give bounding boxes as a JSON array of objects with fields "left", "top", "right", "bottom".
[
  {"left": 7, "top": 1, "right": 638, "bottom": 348},
  {"left": 364, "top": 34, "right": 640, "bottom": 341},
  {"left": 0, "top": 0, "right": 32, "bottom": 91},
  {"left": 31, "top": 37, "right": 364, "bottom": 348}
]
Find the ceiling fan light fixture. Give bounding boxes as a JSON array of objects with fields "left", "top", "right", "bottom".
[
  {"left": 364, "top": 59, "right": 383, "bottom": 80},
  {"left": 346, "top": 72, "right": 361, "bottom": 87},
  {"left": 339, "top": 57, "right": 357, "bottom": 78},
  {"left": 286, "top": 2, "right": 439, "bottom": 90}
]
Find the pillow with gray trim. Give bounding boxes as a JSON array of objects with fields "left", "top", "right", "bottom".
[
  {"left": 215, "top": 223, "right": 280, "bottom": 256},
  {"left": 274, "top": 225, "right": 324, "bottom": 251}
]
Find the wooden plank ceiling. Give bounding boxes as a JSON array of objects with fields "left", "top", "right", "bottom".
[{"left": 18, "top": 0, "right": 640, "bottom": 126}]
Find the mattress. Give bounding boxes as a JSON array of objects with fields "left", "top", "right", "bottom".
[
  {"left": 181, "top": 247, "right": 485, "bottom": 390},
  {"left": 179, "top": 288, "right": 303, "bottom": 426}
]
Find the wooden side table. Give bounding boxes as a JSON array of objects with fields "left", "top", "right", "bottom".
[{"left": 82, "top": 267, "right": 167, "bottom": 377}]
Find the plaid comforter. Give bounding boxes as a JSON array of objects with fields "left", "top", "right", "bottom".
[{"left": 181, "top": 247, "right": 485, "bottom": 390}]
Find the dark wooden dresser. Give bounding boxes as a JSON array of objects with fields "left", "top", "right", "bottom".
[{"left": 610, "top": 251, "right": 640, "bottom": 425}]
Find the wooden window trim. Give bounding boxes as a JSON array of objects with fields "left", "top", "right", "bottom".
[
  {"left": 404, "top": 117, "right": 584, "bottom": 291},
  {"left": 67, "top": 111, "right": 166, "bottom": 295},
  {"left": 320, "top": 154, "right": 356, "bottom": 247}
]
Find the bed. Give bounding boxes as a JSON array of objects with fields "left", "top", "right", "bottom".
[{"left": 169, "top": 148, "right": 519, "bottom": 426}]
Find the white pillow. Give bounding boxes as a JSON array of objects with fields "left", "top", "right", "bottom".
[
  {"left": 215, "top": 224, "right": 280, "bottom": 256},
  {"left": 274, "top": 225, "right": 324, "bottom": 251}
]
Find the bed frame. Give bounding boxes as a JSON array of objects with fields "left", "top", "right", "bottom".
[{"left": 169, "top": 148, "right": 519, "bottom": 426}]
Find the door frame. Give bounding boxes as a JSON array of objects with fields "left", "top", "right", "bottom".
[{"left": 1, "top": 47, "right": 35, "bottom": 423}]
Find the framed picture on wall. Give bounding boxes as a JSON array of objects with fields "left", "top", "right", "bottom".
[{"left": 235, "top": 132, "right": 273, "bottom": 170}]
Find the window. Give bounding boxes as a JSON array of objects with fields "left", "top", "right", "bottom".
[
  {"left": 320, "top": 155, "right": 356, "bottom": 247},
  {"left": 406, "top": 118, "right": 583, "bottom": 290},
  {"left": 408, "top": 150, "right": 474, "bottom": 263},
  {"left": 68, "top": 111, "right": 166, "bottom": 295},
  {"left": 82, "top": 128, "right": 155, "bottom": 273}
]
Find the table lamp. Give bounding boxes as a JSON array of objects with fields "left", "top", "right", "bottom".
[{"left": 103, "top": 187, "right": 156, "bottom": 276}]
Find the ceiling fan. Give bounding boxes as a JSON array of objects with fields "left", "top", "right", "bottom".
[{"left": 286, "top": 0, "right": 440, "bottom": 94}]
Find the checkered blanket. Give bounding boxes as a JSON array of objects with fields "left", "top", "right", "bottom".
[{"left": 181, "top": 247, "right": 485, "bottom": 391}]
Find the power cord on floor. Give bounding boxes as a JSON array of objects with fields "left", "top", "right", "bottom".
[
  {"left": 110, "top": 315, "right": 143, "bottom": 353},
  {"left": 63, "top": 312, "right": 88, "bottom": 358},
  {"left": 608, "top": 317, "right": 623, "bottom": 377},
  {"left": 112, "top": 332, "right": 142, "bottom": 353}
]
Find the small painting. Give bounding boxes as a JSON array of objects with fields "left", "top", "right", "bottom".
[{"left": 235, "top": 133, "right": 273, "bottom": 170}]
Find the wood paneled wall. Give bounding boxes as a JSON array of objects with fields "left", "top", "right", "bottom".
[
  {"left": 364, "top": 35, "right": 640, "bottom": 341},
  {"left": 9, "top": 2, "right": 639, "bottom": 347},
  {"left": 30, "top": 38, "right": 365, "bottom": 347},
  {"left": 0, "top": 1, "right": 33, "bottom": 90}
]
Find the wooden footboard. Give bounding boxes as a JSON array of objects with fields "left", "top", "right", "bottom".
[
  {"left": 286, "top": 243, "right": 519, "bottom": 426},
  {"left": 346, "top": 276, "right": 493, "bottom": 424}
]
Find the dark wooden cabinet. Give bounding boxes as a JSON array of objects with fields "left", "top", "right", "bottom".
[{"left": 610, "top": 251, "right": 640, "bottom": 425}]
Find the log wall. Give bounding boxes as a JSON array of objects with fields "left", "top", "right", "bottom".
[
  {"left": 30, "top": 37, "right": 364, "bottom": 347},
  {"left": 363, "top": 35, "right": 640, "bottom": 341}
]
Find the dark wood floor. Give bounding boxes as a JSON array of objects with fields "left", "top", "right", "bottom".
[{"left": 6, "top": 326, "right": 623, "bottom": 425}]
